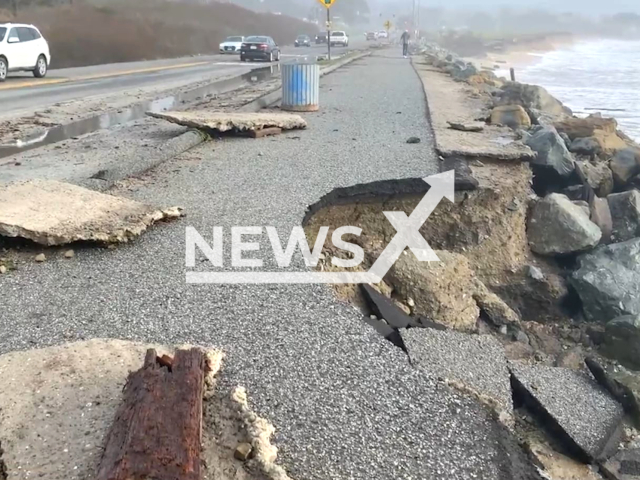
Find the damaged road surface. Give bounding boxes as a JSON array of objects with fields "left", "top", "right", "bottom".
[
  {"left": 0, "top": 180, "right": 181, "bottom": 245},
  {"left": 0, "top": 54, "right": 563, "bottom": 480}
]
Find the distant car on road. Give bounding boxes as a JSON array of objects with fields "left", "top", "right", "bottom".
[
  {"left": 330, "top": 31, "right": 349, "bottom": 47},
  {"left": 240, "top": 36, "right": 281, "bottom": 62},
  {"left": 315, "top": 32, "right": 327, "bottom": 44},
  {"left": 365, "top": 32, "right": 377, "bottom": 41},
  {"left": 0, "top": 23, "right": 50, "bottom": 82},
  {"left": 295, "top": 35, "right": 311, "bottom": 47},
  {"left": 378, "top": 30, "right": 389, "bottom": 39},
  {"left": 219, "top": 36, "right": 245, "bottom": 54}
]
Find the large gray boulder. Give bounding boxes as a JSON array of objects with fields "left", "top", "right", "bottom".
[
  {"left": 525, "top": 126, "right": 576, "bottom": 178},
  {"left": 576, "top": 161, "right": 613, "bottom": 197},
  {"left": 571, "top": 238, "right": 640, "bottom": 322},
  {"left": 603, "top": 315, "right": 640, "bottom": 370},
  {"left": 608, "top": 190, "right": 640, "bottom": 243},
  {"left": 494, "top": 82, "right": 572, "bottom": 119},
  {"left": 610, "top": 148, "right": 640, "bottom": 187},
  {"left": 528, "top": 193, "right": 602, "bottom": 255}
]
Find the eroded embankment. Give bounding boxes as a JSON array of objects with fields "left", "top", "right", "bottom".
[{"left": 301, "top": 45, "right": 640, "bottom": 480}]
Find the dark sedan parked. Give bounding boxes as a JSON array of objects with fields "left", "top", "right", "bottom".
[
  {"left": 295, "top": 34, "right": 311, "bottom": 47},
  {"left": 315, "top": 32, "right": 327, "bottom": 44},
  {"left": 240, "top": 36, "right": 281, "bottom": 62}
]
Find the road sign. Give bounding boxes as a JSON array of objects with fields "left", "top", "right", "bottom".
[
  {"left": 384, "top": 20, "right": 392, "bottom": 30},
  {"left": 317, "top": 0, "right": 336, "bottom": 8}
]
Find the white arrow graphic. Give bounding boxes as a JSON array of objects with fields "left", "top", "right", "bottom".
[{"left": 186, "top": 170, "right": 455, "bottom": 284}]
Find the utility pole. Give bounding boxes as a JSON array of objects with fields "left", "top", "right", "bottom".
[{"left": 327, "top": 7, "right": 331, "bottom": 60}]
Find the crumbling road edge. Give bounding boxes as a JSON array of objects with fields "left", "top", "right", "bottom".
[{"left": 88, "top": 50, "right": 372, "bottom": 191}]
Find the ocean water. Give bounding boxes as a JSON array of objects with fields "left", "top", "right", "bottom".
[{"left": 515, "top": 39, "right": 640, "bottom": 142}]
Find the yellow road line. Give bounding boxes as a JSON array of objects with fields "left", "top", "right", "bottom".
[{"left": 0, "top": 60, "right": 211, "bottom": 91}]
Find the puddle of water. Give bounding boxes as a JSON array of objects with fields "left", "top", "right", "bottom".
[{"left": 0, "top": 64, "right": 281, "bottom": 160}]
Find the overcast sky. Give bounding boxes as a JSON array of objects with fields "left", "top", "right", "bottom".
[{"left": 370, "top": 0, "right": 640, "bottom": 15}]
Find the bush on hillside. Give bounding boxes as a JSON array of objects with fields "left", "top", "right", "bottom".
[{"left": 15, "top": 0, "right": 318, "bottom": 68}]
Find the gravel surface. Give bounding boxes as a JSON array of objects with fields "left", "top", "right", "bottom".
[
  {"left": 511, "top": 362, "right": 624, "bottom": 461},
  {"left": 0, "top": 53, "right": 540, "bottom": 479},
  {"left": 402, "top": 328, "right": 513, "bottom": 418}
]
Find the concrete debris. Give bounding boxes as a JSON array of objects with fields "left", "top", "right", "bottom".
[
  {"left": 510, "top": 362, "right": 624, "bottom": 463},
  {"left": 0, "top": 180, "right": 183, "bottom": 246},
  {"left": 148, "top": 111, "right": 307, "bottom": 133},
  {"left": 571, "top": 238, "right": 640, "bottom": 323},
  {"left": 608, "top": 190, "right": 640, "bottom": 243},
  {"left": 34, "top": 253, "right": 46, "bottom": 262},
  {"left": 602, "top": 448, "right": 640, "bottom": 480},
  {"left": 528, "top": 193, "right": 602, "bottom": 256},
  {"left": 402, "top": 328, "right": 514, "bottom": 423},
  {"left": 234, "top": 443, "right": 253, "bottom": 462},
  {"left": 0, "top": 265, "right": 6, "bottom": 274},
  {"left": 490, "top": 105, "right": 532, "bottom": 129},
  {"left": 447, "top": 121, "right": 485, "bottom": 132},
  {"left": 525, "top": 126, "right": 576, "bottom": 179},
  {"left": 64, "top": 250, "right": 75, "bottom": 259}
]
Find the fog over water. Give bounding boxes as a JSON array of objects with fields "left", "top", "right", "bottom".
[{"left": 516, "top": 39, "right": 640, "bottom": 141}]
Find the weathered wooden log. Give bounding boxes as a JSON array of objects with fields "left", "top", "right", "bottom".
[{"left": 95, "top": 348, "right": 206, "bottom": 480}]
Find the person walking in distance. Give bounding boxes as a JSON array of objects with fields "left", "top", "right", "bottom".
[{"left": 401, "top": 30, "right": 410, "bottom": 58}]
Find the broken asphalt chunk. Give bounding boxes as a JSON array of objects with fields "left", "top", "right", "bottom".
[
  {"left": 585, "top": 357, "right": 640, "bottom": 428},
  {"left": 402, "top": 328, "right": 513, "bottom": 422},
  {"left": 0, "top": 180, "right": 183, "bottom": 246},
  {"left": 360, "top": 284, "right": 418, "bottom": 329},
  {"left": 510, "top": 362, "right": 624, "bottom": 463}
]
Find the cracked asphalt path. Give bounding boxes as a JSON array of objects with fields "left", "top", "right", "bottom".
[{"left": 0, "top": 53, "right": 538, "bottom": 479}]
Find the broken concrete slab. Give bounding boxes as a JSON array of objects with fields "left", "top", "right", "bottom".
[
  {"left": 447, "top": 121, "right": 485, "bottom": 132},
  {"left": 402, "top": 328, "right": 513, "bottom": 423},
  {"left": 0, "top": 180, "right": 182, "bottom": 246},
  {"left": 528, "top": 193, "right": 602, "bottom": 256},
  {"left": 602, "top": 448, "right": 640, "bottom": 480},
  {"left": 510, "top": 362, "right": 624, "bottom": 463},
  {"left": 608, "top": 190, "right": 640, "bottom": 243},
  {"left": 148, "top": 111, "right": 307, "bottom": 133}
]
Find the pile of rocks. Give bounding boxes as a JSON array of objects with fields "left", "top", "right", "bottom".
[{"left": 422, "top": 46, "right": 640, "bottom": 374}]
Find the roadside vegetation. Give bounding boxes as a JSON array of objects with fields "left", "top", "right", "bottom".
[{"left": 1, "top": 0, "right": 317, "bottom": 68}]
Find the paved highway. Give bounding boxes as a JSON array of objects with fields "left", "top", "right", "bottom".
[{"left": 0, "top": 42, "right": 365, "bottom": 116}]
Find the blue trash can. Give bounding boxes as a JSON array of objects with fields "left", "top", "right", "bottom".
[{"left": 281, "top": 62, "right": 320, "bottom": 112}]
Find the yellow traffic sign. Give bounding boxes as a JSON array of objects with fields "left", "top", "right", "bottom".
[
  {"left": 384, "top": 20, "right": 392, "bottom": 30},
  {"left": 317, "top": 0, "right": 336, "bottom": 8}
]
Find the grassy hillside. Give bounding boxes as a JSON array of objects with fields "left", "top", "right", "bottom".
[{"left": 10, "top": 0, "right": 318, "bottom": 68}]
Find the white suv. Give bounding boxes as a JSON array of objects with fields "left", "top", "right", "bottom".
[
  {"left": 330, "top": 31, "right": 349, "bottom": 47},
  {"left": 0, "top": 23, "right": 51, "bottom": 82}
]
